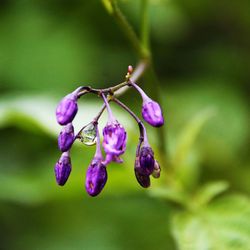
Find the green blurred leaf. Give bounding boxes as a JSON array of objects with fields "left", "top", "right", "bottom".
[
  {"left": 149, "top": 186, "right": 188, "bottom": 206},
  {"left": 172, "top": 108, "right": 215, "bottom": 189},
  {"left": 192, "top": 181, "right": 229, "bottom": 208},
  {"left": 173, "top": 108, "right": 215, "bottom": 165},
  {"left": 172, "top": 194, "right": 250, "bottom": 250}
]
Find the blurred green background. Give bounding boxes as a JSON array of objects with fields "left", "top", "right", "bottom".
[{"left": 0, "top": 0, "right": 249, "bottom": 249}]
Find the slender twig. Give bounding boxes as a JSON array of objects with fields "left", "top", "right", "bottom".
[
  {"left": 77, "top": 60, "right": 149, "bottom": 98},
  {"left": 109, "top": 0, "right": 149, "bottom": 59},
  {"left": 140, "top": 0, "right": 150, "bottom": 52}
]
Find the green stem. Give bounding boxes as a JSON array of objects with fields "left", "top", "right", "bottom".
[
  {"left": 109, "top": 0, "right": 149, "bottom": 59},
  {"left": 103, "top": 0, "right": 168, "bottom": 163},
  {"left": 140, "top": 0, "right": 150, "bottom": 52}
]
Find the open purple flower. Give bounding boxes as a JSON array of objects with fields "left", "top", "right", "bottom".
[
  {"left": 58, "top": 123, "right": 75, "bottom": 152},
  {"left": 85, "top": 125, "right": 108, "bottom": 197},
  {"left": 102, "top": 94, "right": 127, "bottom": 164},
  {"left": 56, "top": 88, "right": 80, "bottom": 125},
  {"left": 131, "top": 82, "right": 164, "bottom": 127},
  {"left": 103, "top": 121, "right": 127, "bottom": 163},
  {"left": 54, "top": 152, "right": 72, "bottom": 186}
]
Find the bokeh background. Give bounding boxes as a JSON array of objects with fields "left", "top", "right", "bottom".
[{"left": 0, "top": 0, "right": 249, "bottom": 249}]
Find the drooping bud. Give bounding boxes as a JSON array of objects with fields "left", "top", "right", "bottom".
[
  {"left": 56, "top": 88, "right": 79, "bottom": 125},
  {"left": 134, "top": 157, "right": 150, "bottom": 188},
  {"left": 142, "top": 100, "right": 164, "bottom": 127},
  {"left": 138, "top": 146, "right": 155, "bottom": 175},
  {"left": 152, "top": 160, "right": 161, "bottom": 178},
  {"left": 131, "top": 82, "right": 164, "bottom": 127},
  {"left": 103, "top": 121, "right": 127, "bottom": 164},
  {"left": 58, "top": 123, "right": 74, "bottom": 152},
  {"left": 85, "top": 160, "right": 107, "bottom": 197},
  {"left": 54, "top": 152, "right": 72, "bottom": 186}
]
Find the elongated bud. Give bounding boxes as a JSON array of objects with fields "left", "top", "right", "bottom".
[
  {"left": 54, "top": 152, "right": 72, "bottom": 186},
  {"left": 152, "top": 160, "right": 161, "bottom": 178},
  {"left": 142, "top": 100, "right": 164, "bottom": 127},
  {"left": 85, "top": 160, "right": 107, "bottom": 197},
  {"left": 131, "top": 82, "right": 164, "bottom": 127},
  {"left": 58, "top": 123, "right": 74, "bottom": 152},
  {"left": 56, "top": 89, "right": 79, "bottom": 125},
  {"left": 134, "top": 157, "right": 151, "bottom": 188},
  {"left": 138, "top": 146, "right": 155, "bottom": 175}
]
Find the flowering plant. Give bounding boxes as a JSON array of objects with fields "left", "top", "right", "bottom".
[{"left": 54, "top": 66, "right": 164, "bottom": 196}]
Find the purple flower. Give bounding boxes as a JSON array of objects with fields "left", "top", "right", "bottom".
[
  {"left": 54, "top": 152, "right": 72, "bottom": 186},
  {"left": 131, "top": 82, "right": 164, "bottom": 127},
  {"left": 142, "top": 100, "right": 164, "bottom": 127},
  {"left": 102, "top": 121, "right": 127, "bottom": 163},
  {"left": 152, "top": 160, "right": 161, "bottom": 178},
  {"left": 138, "top": 146, "right": 155, "bottom": 176},
  {"left": 56, "top": 90, "right": 79, "bottom": 125},
  {"left": 85, "top": 159, "right": 107, "bottom": 197},
  {"left": 58, "top": 123, "right": 75, "bottom": 152},
  {"left": 134, "top": 157, "right": 151, "bottom": 188},
  {"left": 101, "top": 93, "right": 127, "bottom": 164}
]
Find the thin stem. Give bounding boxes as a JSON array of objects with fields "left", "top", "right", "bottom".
[
  {"left": 140, "top": 0, "right": 150, "bottom": 51},
  {"left": 112, "top": 98, "right": 149, "bottom": 146},
  {"left": 109, "top": 0, "right": 149, "bottom": 59},
  {"left": 101, "top": 93, "right": 115, "bottom": 122},
  {"left": 93, "top": 103, "right": 106, "bottom": 123},
  {"left": 94, "top": 124, "right": 102, "bottom": 159},
  {"left": 129, "top": 80, "right": 150, "bottom": 102},
  {"left": 114, "top": 60, "right": 149, "bottom": 97},
  {"left": 77, "top": 60, "right": 149, "bottom": 98}
]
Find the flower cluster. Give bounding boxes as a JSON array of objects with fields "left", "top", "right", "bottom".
[{"left": 54, "top": 67, "right": 164, "bottom": 196}]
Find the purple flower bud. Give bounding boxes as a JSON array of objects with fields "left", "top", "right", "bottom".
[
  {"left": 134, "top": 157, "right": 151, "bottom": 188},
  {"left": 85, "top": 159, "right": 107, "bottom": 197},
  {"left": 138, "top": 146, "right": 155, "bottom": 175},
  {"left": 152, "top": 160, "right": 161, "bottom": 178},
  {"left": 56, "top": 91, "right": 78, "bottom": 125},
  {"left": 54, "top": 152, "right": 72, "bottom": 186},
  {"left": 58, "top": 123, "right": 75, "bottom": 152},
  {"left": 103, "top": 121, "right": 127, "bottom": 164},
  {"left": 131, "top": 82, "right": 164, "bottom": 127},
  {"left": 142, "top": 100, "right": 164, "bottom": 127}
]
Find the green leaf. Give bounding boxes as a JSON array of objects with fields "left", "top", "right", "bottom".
[
  {"left": 172, "top": 108, "right": 215, "bottom": 189},
  {"left": 149, "top": 186, "right": 188, "bottom": 206},
  {"left": 173, "top": 108, "right": 215, "bottom": 165},
  {"left": 192, "top": 181, "right": 229, "bottom": 208},
  {"left": 172, "top": 194, "right": 250, "bottom": 250}
]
